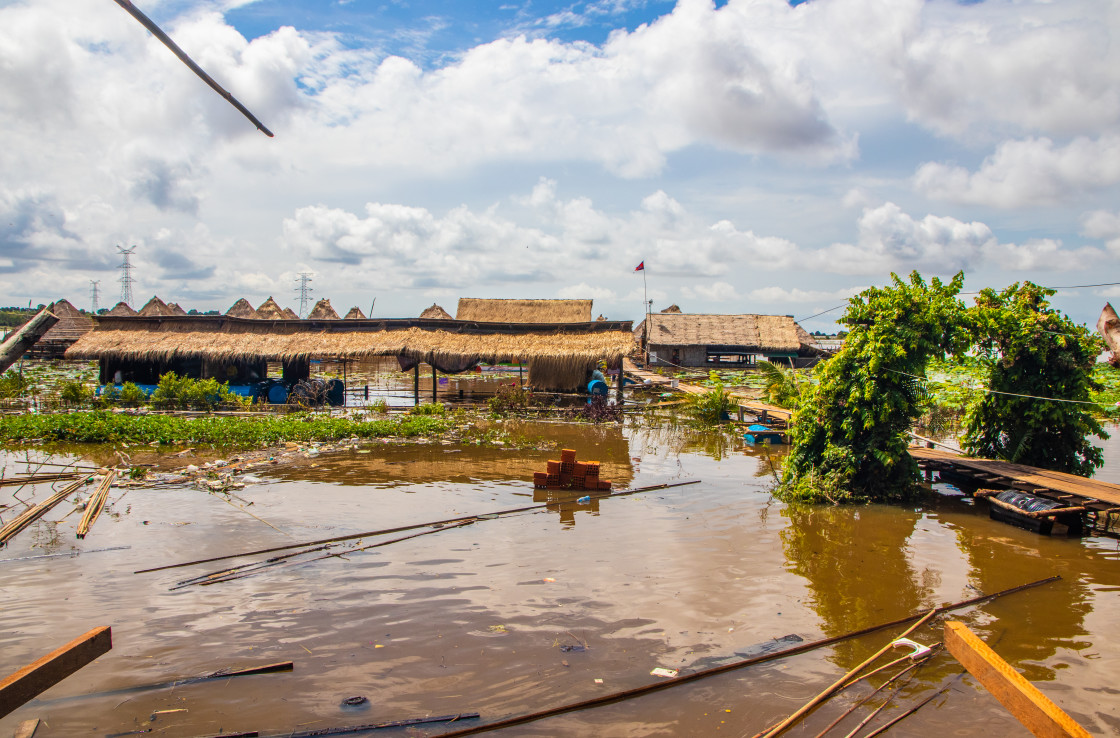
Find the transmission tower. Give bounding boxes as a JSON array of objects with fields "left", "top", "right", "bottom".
[
  {"left": 117, "top": 246, "right": 137, "bottom": 307},
  {"left": 295, "top": 272, "right": 313, "bottom": 318},
  {"left": 89, "top": 280, "right": 101, "bottom": 313}
]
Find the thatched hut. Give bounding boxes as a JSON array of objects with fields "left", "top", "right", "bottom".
[
  {"left": 226, "top": 298, "right": 262, "bottom": 319},
  {"left": 66, "top": 314, "right": 635, "bottom": 392},
  {"left": 307, "top": 299, "right": 340, "bottom": 320},
  {"left": 138, "top": 296, "right": 176, "bottom": 317},
  {"left": 166, "top": 303, "right": 188, "bottom": 316},
  {"left": 16, "top": 299, "right": 93, "bottom": 358},
  {"left": 419, "top": 303, "right": 453, "bottom": 320},
  {"left": 660, "top": 304, "right": 682, "bottom": 313},
  {"left": 282, "top": 307, "right": 299, "bottom": 320},
  {"left": 634, "top": 313, "right": 822, "bottom": 368},
  {"left": 257, "top": 297, "right": 287, "bottom": 320},
  {"left": 456, "top": 298, "right": 591, "bottom": 323},
  {"left": 343, "top": 307, "right": 367, "bottom": 320},
  {"left": 106, "top": 302, "right": 138, "bottom": 317}
]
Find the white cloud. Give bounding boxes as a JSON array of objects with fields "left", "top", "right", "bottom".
[
  {"left": 681, "top": 281, "right": 739, "bottom": 302},
  {"left": 1081, "top": 210, "right": 1120, "bottom": 256},
  {"left": 747, "top": 286, "right": 866, "bottom": 303},
  {"left": 914, "top": 135, "right": 1120, "bottom": 208},
  {"left": 558, "top": 282, "right": 617, "bottom": 301}
]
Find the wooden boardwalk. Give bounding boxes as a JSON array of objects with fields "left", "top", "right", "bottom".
[
  {"left": 623, "top": 362, "right": 793, "bottom": 424},
  {"left": 911, "top": 446, "right": 1120, "bottom": 532}
]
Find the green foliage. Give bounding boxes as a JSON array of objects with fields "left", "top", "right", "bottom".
[
  {"left": 687, "top": 371, "right": 735, "bottom": 424},
  {"left": 368, "top": 397, "right": 390, "bottom": 413},
  {"left": 117, "top": 382, "right": 149, "bottom": 407},
  {"left": 410, "top": 402, "right": 447, "bottom": 416},
  {"left": 488, "top": 384, "right": 535, "bottom": 414},
  {"left": 756, "top": 360, "right": 803, "bottom": 409},
  {"left": 150, "top": 372, "right": 244, "bottom": 410},
  {"left": 1091, "top": 363, "right": 1120, "bottom": 418},
  {"left": 778, "top": 272, "right": 968, "bottom": 503},
  {"left": 0, "top": 370, "right": 29, "bottom": 399},
  {"left": 59, "top": 380, "right": 94, "bottom": 405},
  {"left": 961, "top": 282, "right": 1107, "bottom": 476},
  {"left": 0, "top": 411, "right": 451, "bottom": 447}
]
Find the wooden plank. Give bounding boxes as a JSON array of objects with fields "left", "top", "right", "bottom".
[
  {"left": 944, "top": 621, "right": 1090, "bottom": 738},
  {"left": 13, "top": 719, "right": 40, "bottom": 738},
  {"left": 0, "top": 627, "right": 112, "bottom": 718}
]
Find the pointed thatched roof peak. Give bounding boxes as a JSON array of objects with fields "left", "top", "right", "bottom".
[
  {"left": 343, "top": 306, "right": 367, "bottom": 320},
  {"left": 660, "top": 304, "right": 682, "bottom": 313},
  {"left": 283, "top": 307, "right": 299, "bottom": 320},
  {"left": 256, "top": 296, "right": 287, "bottom": 320},
  {"left": 166, "top": 302, "right": 188, "bottom": 316},
  {"left": 138, "top": 296, "right": 175, "bottom": 317},
  {"left": 107, "top": 301, "right": 138, "bottom": 317},
  {"left": 419, "top": 303, "right": 453, "bottom": 320},
  {"left": 37, "top": 299, "right": 93, "bottom": 343},
  {"left": 307, "top": 298, "right": 340, "bottom": 320},
  {"left": 226, "top": 298, "right": 262, "bottom": 319}
]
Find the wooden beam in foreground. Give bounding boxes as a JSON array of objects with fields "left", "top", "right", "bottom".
[
  {"left": 944, "top": 621, "right": 1091, "bottom": 738},
  {"left": 0, "top": 627, "right": 112, "bottom": 719}
]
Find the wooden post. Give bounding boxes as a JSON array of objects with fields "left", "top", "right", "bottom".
[
  {"left": 432, "top": 365, "right": 437, "bottom": 402},
  {"left": 519, "top": 361, "right": 524, "bottom": 389},
  {"left": 0, "top": 627, "right": 112, "bottom": 718},
  {"left": 944, "top": 621, "right": 1091, "bottom": 738},
  {"left": 614, "top": 360, "right": 623, "bottom": 406},
  {"left": 413, "top": 364, "right": 419, "bottom": 406},
  {"left": 0, "top": 305, "right": 58, "bottom": 375}
]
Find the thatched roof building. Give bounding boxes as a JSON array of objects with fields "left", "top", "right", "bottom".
[
  {"left": 456, "top": 298, "right": 592, "bottom": 323},
  {"left": 282, "top": 307, "right": 299, "bottom": 320},
  {"left": 343, "top": 307, "right": 367, "bottom": 320},
  {"left": 226, "top": 298, "right": 262, "bottom": 319},
  {"left": 166, "top": 303, "right": 188, "bottom": 316},
  {"left": 635, "top": 313, "right": 822, "bottom": 368},
  {"left": 307, "top": 299, "right": 339, "bottom": 320},
  {"left": 138, "top": 296, "right": 176, "bottom": 317},
  {"left": 67, "top": 315, "right": 635, "bottom": 390},
  {"left": 419, "top": 303, "right": 453, "bottom": 320},
  {"left": 107, "top": 302, "right": 138, "bottom": 317},
  {"left": 257, "top": 297, "right": 287, "bottom": 320},
  {"left": 14, "top": 299, "right": 94, "bottom": 357},
  {"left": 660, "top": 304, "right": 682, "bottom": 313}
]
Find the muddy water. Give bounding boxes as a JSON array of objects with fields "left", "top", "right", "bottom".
[{"left": 2, "top": 423, "right": 1119, "bottom": 737}]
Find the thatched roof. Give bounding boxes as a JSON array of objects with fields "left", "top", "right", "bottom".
[
  {"left": 283, "top": 307, "right": 299, "bottom": 319},
  {"left": 637, "top": 313, "right": 813, "bottom": 353},
  {"left": 419, "top": 303, "right": 453, "bottom": 320},
  {"left": 343, "top": 307, "right": 367, "bottom": 320},
  {"left": 37, "top": 299, "right": 93, "bottom": 343},
  {"left": 307, "top": 299, "right": 339, "bottom": 320},
  {"left": 166, "top": 302, "right": 188, "bottom": 316},
  {"left": 256, "top": 297, "right": 287, "bottom": 320},
  {"left": 226, "top": 298, "right": 262, "bottom": 319},
  {"left": 456, "top": 298, "right": 592, "bottom": 323},
  {"left": 660, "top": 304, "right": 682, "bottom": 313},
  {"left": 107, "top": 302, "right": 137, "bottom": 317},
  {"left": 66, "top": 316, "right": 636, "bottom": 370},
  {"left": 138, "top": 296, "right": 176, "bottom": 317}
]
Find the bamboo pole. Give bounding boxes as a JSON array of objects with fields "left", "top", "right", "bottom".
[
  {"left": 759, "top": 610, "right": 938, "bottom": 738},
  {"left": 0, "top": 478, "right": 87, "bottom": 547},
  {"left": 76, "top": 472, "right": 115, "bottom": 539}
]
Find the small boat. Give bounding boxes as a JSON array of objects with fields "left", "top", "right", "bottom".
[{"left": 743, "top": 424, "right": 785, "bottom": 445}]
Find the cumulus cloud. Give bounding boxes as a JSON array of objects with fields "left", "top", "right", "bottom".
[
  {"left": 747, "top": 286, "right": 867, "bottom": 303},
  {"left": 681, "top": 281, "right": 739, "bottom": 302},
  {"left": 1081, "top": 210, "right": 1120, "bottom": 256},
  {"left": 914, "top": 135, "right": 1120, "bottom": 208}
]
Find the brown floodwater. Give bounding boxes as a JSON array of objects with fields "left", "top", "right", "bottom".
[{"left": 2, "top": 422, "right": 1119, "bottom": 737}]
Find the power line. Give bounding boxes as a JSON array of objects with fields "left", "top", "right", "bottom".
[
  {"left": 117, "top": 246, "right": 137, "bottom": 307},
  {"left": 89, "top": 280, "right": 101, "bottom": 313},
  {"left": 295, "top": 272, "right": 313, "bottom": 319},
  {"left": 887, "top": 368, "right": 1112, "bottom": 408}
]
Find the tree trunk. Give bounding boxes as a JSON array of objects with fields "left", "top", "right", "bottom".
[
  {"left": 0, "top": 304, "right": 58, "bottom": 374},
  {"left": 1097, "top": 303, "right": 1120, "bottom": 367}
]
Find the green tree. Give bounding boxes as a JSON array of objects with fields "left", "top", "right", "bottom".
[
  {"left": 962, "top": 282, "right": 1107, "bottom": 476},
  {"left": 778, "top": 272, "right": 967, "bottom": 503}
]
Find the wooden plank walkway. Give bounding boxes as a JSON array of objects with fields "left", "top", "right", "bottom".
[
  {"left": 623, "top": 361, "right": 793, "bottom": 423},
  {"left": 910, "top": 446, "right": 1120, "bottom": 512}
]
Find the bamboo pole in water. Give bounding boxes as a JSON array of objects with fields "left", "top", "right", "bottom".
[
  {"left": 76, "top": 472, "right": 115, "bottom": 539},
  {"left": 0, "top": 478, "right": 87, "bottom": 546}
]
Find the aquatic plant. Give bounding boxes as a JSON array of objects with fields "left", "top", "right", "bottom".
[
  {"left": 756, "top": 360, "right": 803, "bottom": 409},
  {"left": 0, "top": 370, "right": 29, "bottom": 399},
  {"left": 151, "top": 372, "right": 248, "bottom": 410},
  {"left": 687, "top": 372, "right": 736, "bottom": 424},
  {"left": 487, "top": 384, "right": 534, "bottom": 414},
  {"left": 409, "top": 402, "right": 447, "bottom": 416}
]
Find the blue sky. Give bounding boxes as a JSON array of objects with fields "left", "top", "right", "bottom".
[{"left": 1, "top": 0, "right": 1118, "bottom": 330}]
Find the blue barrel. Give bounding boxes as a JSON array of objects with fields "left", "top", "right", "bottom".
[
  {"left": 267, "top": 383, "right": 289, "bottom": 404},
  {"left": 587, "top": 379, "right": 608, "bottom": 396}
]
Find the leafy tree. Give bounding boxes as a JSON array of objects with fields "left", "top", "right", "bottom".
[
  {"left": 962, "top": 282, "right": 1107, "bottom": 476},
  {"left": 778, "top": 272, "right": 967, "bottom": 503}
]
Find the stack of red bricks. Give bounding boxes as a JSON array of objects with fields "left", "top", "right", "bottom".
[{"left": 533, "top": 448, "right": 612, "bottom": 491}]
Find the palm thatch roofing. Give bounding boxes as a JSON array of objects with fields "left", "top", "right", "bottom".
[
  {"left": 36, "top": 299, "right": 93, "bottom": 343},
  {"left": 307, "top": 299, "right": 340, "bottom": 320},
  {"left": 456, "top": 298, "right": 592, "bottom": 323},
  {"left": 138, "top": 296, "right": 176, "bottom": 317},
  {"left": 66, "top": 316, "right": 636, "bottom": 370},
  {"left": 166, "top": 302, "right": 188, "bottom": 316},
  {"left": 257, "top": 297, "right": 287, "bottom": 320},
  {"left": 107, "top": 302, "right": 138, "bottom": 317},
  {"left": 343, "top": 306, "right": 367, "bottom": 320},
  {"left": 226, "top": 298, "right": 262, "bottom": 319},
  {"left": 660, "top": 304, "right": 682, "bottom": 313},
  {"left": 636, "top": 313, "right": 816, "bottom": 353},
  {"left": 419, "top": 303, "right": 453, "bottom": 320},
  {"left": 283, "top": 307, "right": 299, "bottom": 319}
]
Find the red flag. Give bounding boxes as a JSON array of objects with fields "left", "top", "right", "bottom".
[{"left": 634, "top": 261, "right": 644, "bottom": 271}]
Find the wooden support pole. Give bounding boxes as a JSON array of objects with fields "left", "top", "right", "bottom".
[
  {"left": 944, "top": 621, "right": 1091, "bottom": 738},
  {"left": 0, "top": 627, "right": 112, "bottom": 718},
  {"left": 413, "top": 364, "right": 419, "bottom": 406},
  {"left": 432, "top": 364, "right": 438, "bottom": 402},
  {"left": 0, "top": 305, "right": 58, "bottom": 375}
]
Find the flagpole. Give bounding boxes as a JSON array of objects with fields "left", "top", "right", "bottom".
[{"left": 642, "top": 266, "right": 649, "bottom": 362}]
